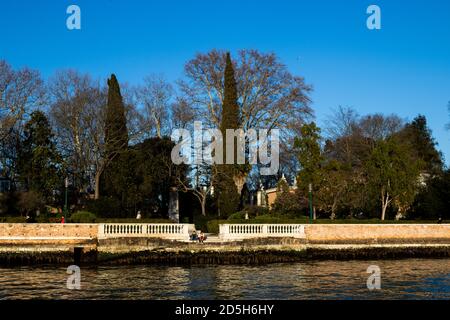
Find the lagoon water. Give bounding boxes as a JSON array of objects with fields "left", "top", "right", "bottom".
[{"left": 0, "top": 258, "right": 449, "bottom": 300}]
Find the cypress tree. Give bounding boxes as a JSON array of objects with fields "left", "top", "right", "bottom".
[
  {"left": 101, "top": 74, "right": 130, "bottom": 212},
  {"left": 104, "top": 74, "right": 128, "bottom": 156},
  {"left": 216, "top": 53, "right": 241, "bottom": 217},
  {"left": 220, "top": 52, "right": 240, "bottom": 158}
]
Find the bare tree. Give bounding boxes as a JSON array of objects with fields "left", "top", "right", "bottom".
[
  {"left": 171, "top": 97, "right": 195, "bottom": 130},
  {"left": 359, "top": 113, "right": 404, "bottom": 142},
  {"left": 177, "top": 49, "right": 313, "bottom": 193},
  {"left": 178, "top": 49, "right": 313, "bottom": 133},
  {"left": 0, "top": 60, "right": 46, "bottom": 140},
  {"left": 0, "top": 60, "right": 46, "bottom": 178},
  {"left": 176, "top": 168, "right": 213, "bottom": 217},
  {"left": 325, "top": 107, "right": 404, "bottom": 164},
  {"left": 324, "top": 106, "right": 362, "bottom": 166},
  {"left": 325, "top": 106, "right": 360, "bottom": 141},
  {"left": 49, "top": 70, "right": 104, "bottom": 193},
  {"left": 49, "top": 71, "right": 145, "bottom": 199},
  {"left": 136, "top": 74, "right": 173, "bottom": 138}
]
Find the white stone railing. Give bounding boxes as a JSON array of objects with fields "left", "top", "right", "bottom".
[
  {"left": 98, "top": 223, "right": 195, "bottom": 240},
  {"left": 219, "top": 224, "right": 306, "bottom": 240}
]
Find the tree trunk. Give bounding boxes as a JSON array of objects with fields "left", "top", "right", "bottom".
[
  {"left": 233, "top": 174, "right": 246, "bottom": 195},
  {"left": 94, "top": 171, "right": 101, "bottom": 200},
  {"left": 381, "top": 190, "right": 390, "bottom": 221},
  {"left": 201, "top": 197, "right": 207, "bottom": 216},
  {"left": 381, "top": 205, "right": 386, "bottom": 221},
  {"left": 330, "top": 207, "right": 336, "bottom": 220},
  {"left": 94, "top": 159, "right": 109, "bottom": 200}
]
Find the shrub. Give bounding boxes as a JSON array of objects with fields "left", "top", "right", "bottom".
[
  {"left": 227, "top": 212, "right": 246, "bottom": 220},
  {"left": 0, "top": 192, "right": 19, "bottom": 215},
  {"left": 243, "top": 205, "right": 270, "bottom": 218},
  {"left": 17, "top": 191, "right": 45, "bottom": 217},
  {"left": 206, "top": 219, "right": 228, "bottom": 234},
  {"left": 0, "top": 193, "right": 6, "bottom": 215},
  {"left": 271, "top": 189, "right": 307, "bottom": 217},
  {"left": 228, "top": 206, "right": 270, "bottom": 221},
  {"left": 181, "top": 216, "right": 191, "bottom": 223},
  {"left": 85, "top": 197, "right": 122, "bottom": 218},
  {"left": 252, "top": 214, "right": 283, "bottom": 223},
  {"left": 69, "top": 211, "right": 97, "bottom": 223},
  {"left": 0, "top": 216, "right": 27, "bottom": 223},
  {"left": 193, "top": 214, "right": 219, "bottom": 232}
]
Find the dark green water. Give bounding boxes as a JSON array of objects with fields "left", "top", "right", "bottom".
[{"left": 0, "top": 258, "right": 449, "bottom": 300}]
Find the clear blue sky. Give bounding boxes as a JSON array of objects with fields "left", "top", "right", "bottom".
[{"left": 1, "top": 0, "right": 449, "bottom": 164}]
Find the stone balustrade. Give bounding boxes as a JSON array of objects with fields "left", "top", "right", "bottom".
[
  {"left": 98, "top": 223, "right": 195, "bottom": 240},
  {"left": 219, "top": 224, "right": 306, "bottom": 240}
]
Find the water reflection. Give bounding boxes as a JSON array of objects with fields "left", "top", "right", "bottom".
[{"left": 0, "top": 258, "right": 449, "bottom": 300}]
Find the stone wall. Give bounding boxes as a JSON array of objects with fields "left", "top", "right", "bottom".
[
  {"left": 305, "top": 224, "right": 450, "bottom": 244},
  {"left": 1, "top": 223, "right": 449, "bottom": 243},
  {"left": 0, "top": 223, "right": 98, "bottom": 239}
]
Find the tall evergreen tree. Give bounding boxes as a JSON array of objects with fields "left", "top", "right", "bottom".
[
  {"left": 104, "top": 74, "right": 128, "bottom": 156},
  {"left": 295, "top": 122, "right": 323, "bottom": 191},
  {"left": 220, "top": 53, "right": 240, "bottom": 151},
  {"left": 101, "top": 74, "right": 130, "bottom": 209},
  {"left": 400, "top": 115, "right": 443, "bottom": 175},
  {"left": 216, "top": 53, "right": 241, "bottom": 217},
  {"left": 295, "top": 122, "right": 323, "bottom": 219},
  {"left": 17, "top": 111, "right": 63, "bottom": 203}
]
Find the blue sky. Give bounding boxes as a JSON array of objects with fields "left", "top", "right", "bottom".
[{"left": 1, "top": 0, "right": 449, "bottom": 164}]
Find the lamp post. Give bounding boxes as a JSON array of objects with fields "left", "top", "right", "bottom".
[
  {"left": 64, "top": 177, "right": 69, "bottom": 216},
  {"left": 308, "top": 183, "right": 313, "bottom": 224}
]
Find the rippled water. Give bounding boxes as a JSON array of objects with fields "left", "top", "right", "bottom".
[{"left": 0, "top": 259, "right": 449, "bottom": 300}]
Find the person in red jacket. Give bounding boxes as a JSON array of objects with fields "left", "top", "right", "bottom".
[{"left": 61, "top": 216, "right": 65, "bottom": 224}]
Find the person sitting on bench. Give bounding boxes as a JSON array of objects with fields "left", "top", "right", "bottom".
[
  {"left": 190, "top": 230, "right": 198, "bottom": 241},
  {"left": 198, "top": 231, "right": 207, "bottom": 243}
]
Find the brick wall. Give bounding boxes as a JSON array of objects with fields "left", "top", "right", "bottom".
[
  {"left": 0, "top": 224, "right": 98, "bottom": 238},
  {"left": 305, "top": 224, "right": 450, "bottom": 243}
]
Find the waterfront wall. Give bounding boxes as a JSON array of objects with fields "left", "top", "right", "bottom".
[
  {"left": 0, "top": 223, "right": 97, "bottom": 239},
  {"left": 1, "top": 223, "right": 449, "bottom": 243},
  {"left": 304, "top": 224, "right": 450, "bottom": 243},
  {"left": 1, "top": 223, "right": 450, "bottom": 265}
]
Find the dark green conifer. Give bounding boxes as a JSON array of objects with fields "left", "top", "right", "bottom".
[
  {"left": 101, "top": 74, "right": 130, "bottom": 210},
  {"left": 216, "top": 53, "right": 241, "bottom": 217}
]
